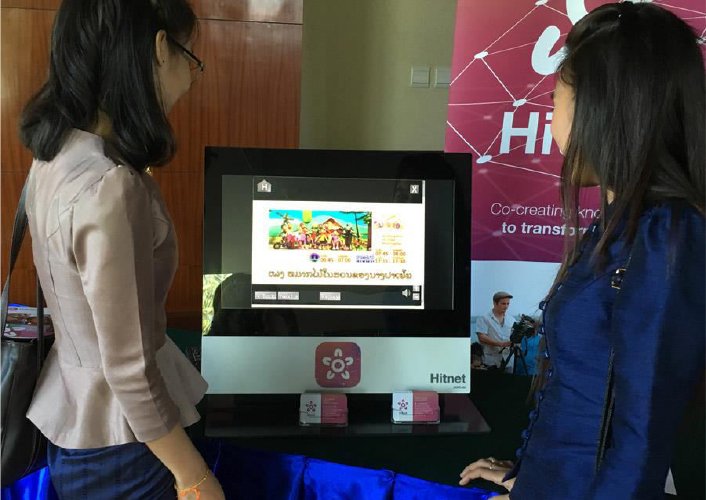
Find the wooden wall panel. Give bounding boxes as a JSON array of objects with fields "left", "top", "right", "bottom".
[
  {"left": 166, "top": 19, "right": 302, "bottom": 173},
  {"left": 1, "top": 0, "right": 303, "bottom": 23},
  {"left": 0, "top": 3, "right": 302, "bottom": 321},
  {"left": 0, "top": 171, "right": 35, "bottom": 304},
  {"left": 1, "top": 8, "right": 54, "bottom": 307},
  {"left": 0, "top": 8, "right": 53, "bottom": 175},
  {"left": 0, "top": 0, "right": 59, "bottom": 9},
  {"left": 195, "top": 0, "right": 302, "bottom": 24}
]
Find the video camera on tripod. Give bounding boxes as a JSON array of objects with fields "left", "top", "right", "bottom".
[
  {"left": 500, "top": 314, "right": 538, "bottom": 374},
  {"left": 510, "top": 314, "right": 537, "bottom": 344}
]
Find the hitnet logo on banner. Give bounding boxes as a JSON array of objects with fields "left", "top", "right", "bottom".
[{"left": 445, "top": 0, "right": 706, "bottom": 320}]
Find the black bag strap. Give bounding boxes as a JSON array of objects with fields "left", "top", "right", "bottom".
[
  {"left": 596, "top": 251, "right": 634, "bottom": 472},
  {"left": 1, "top": 178, "right": 30, "bottom": 333},
  {"left": 596, "top": 348, "right": 616, "bottom": 471},
  {"left": 1, "top": 174, "right": 45, "bottom": 372}
]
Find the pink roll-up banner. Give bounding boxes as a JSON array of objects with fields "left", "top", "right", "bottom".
[{"left": 445, "top": 0, "right": 706, "bottom": 353}]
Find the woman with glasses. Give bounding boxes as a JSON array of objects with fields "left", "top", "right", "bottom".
[
  {"left": 19, "top": 0, "right": 221, "bottom": 498},
  {"left": 169, "top": 34, "right": 206, "bottom": 82},
  {"left": 459, "top": 2, "right": 704, "bottom": 498}
]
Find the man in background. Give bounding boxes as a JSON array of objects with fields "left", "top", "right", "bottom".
[{"left": 476, "top": 291, "right": 513, "bottom": 371}]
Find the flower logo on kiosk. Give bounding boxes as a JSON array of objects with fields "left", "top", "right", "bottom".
[
  {"left": 315, "top": 342, "right": 361, "bottom": 387},
  {"left": 305, "top": 400, "right": 318, "bottom": 415},
  {"left": 324, "top": 349, "right": 353, "bottom": 380}
]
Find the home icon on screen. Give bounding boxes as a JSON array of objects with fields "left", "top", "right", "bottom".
[{"left": 257, "top": 179, "right": 272, "bottom": 193}]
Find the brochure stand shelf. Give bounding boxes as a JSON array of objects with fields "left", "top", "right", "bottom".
[{"left": 205, "top": 394, "right": 490, "bottom": 438}]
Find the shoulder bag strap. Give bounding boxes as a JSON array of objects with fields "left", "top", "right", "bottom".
[
  {"left": 1, "top": 174, "right": 45, "bottom": 372},
  {"left": 595, "top": 251, "right": 633, "bottom": 472}
]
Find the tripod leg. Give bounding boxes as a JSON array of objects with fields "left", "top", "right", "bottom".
[
  {"left": 499, "top": 348, "right": 513, "bottom": 372},
  {"left": 504, "top": 348, "right": 517, "bottom": 374},
  {"left": 518, "top": 351, "right": 529, "bottom": 375},
  {"left": 511, "top": 347, "right": 520, "bottom": 375}
]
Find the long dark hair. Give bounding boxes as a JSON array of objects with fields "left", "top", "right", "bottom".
[
  {"left": 531, "top": 2, "right": 705, "bottom": 398},
  {"left": 19, "top": 0, "right": 197, "bottom": 171},
  {"left": 555, "top": 1, "right": 704, "bottom": 283}
]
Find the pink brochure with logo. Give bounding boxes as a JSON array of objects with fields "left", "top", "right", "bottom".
[
  {"left": 392, "top": 391, "right": 440, "bottom": 423},
  {"left": 299, "top": 393, "right": 348, "bottom": 426}
]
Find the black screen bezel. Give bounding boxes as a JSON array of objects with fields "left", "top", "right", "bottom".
[{"left": 203, "top": 147, "right": 471, "bottom": 338}]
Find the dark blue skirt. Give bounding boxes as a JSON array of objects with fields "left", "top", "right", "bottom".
[{"left": 47, "top": 441, "right": 175, "bottom": 499}]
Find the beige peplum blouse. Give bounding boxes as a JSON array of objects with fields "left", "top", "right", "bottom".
[{"left": 25, "top": 129, "right": 207, "bottom": 449}]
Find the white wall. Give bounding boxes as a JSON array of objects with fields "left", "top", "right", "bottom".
[{"left": 300, "top": 0, "right": 457, "bottom": 150}]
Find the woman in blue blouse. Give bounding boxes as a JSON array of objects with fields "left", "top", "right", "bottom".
[{"left": 460, "top": 2, "right": 705, "bottom": 498}]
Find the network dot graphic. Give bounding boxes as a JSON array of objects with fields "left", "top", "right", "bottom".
[{"left": 445, "top": 0, "right": 706, "bottom": 262}]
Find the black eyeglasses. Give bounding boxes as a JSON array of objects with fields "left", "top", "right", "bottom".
[{"left": 167, "top": 35, "right": 205, "bottom": 78}]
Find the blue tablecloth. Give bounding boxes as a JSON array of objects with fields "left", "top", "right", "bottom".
[{"left": 3, "top": 440, "right": 498, "bottom": 499}]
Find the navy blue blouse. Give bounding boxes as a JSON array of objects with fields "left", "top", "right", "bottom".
[{"left": 508, "top": 201, "right": 705, "bottom": 499}]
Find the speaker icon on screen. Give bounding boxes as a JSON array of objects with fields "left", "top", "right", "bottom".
[{"left": 402, "top": 289, "right": 411, "bottom": 297}]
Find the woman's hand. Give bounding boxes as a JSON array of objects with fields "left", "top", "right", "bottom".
[
  {"left": 147, "top": 425, "right": 225, "bottom": 499},
  {"left": 459, "top": 456, "right": 515, "bottom": 498},
  {"left": 176, "top": 471, "right": 225, "bottom": 499}
]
